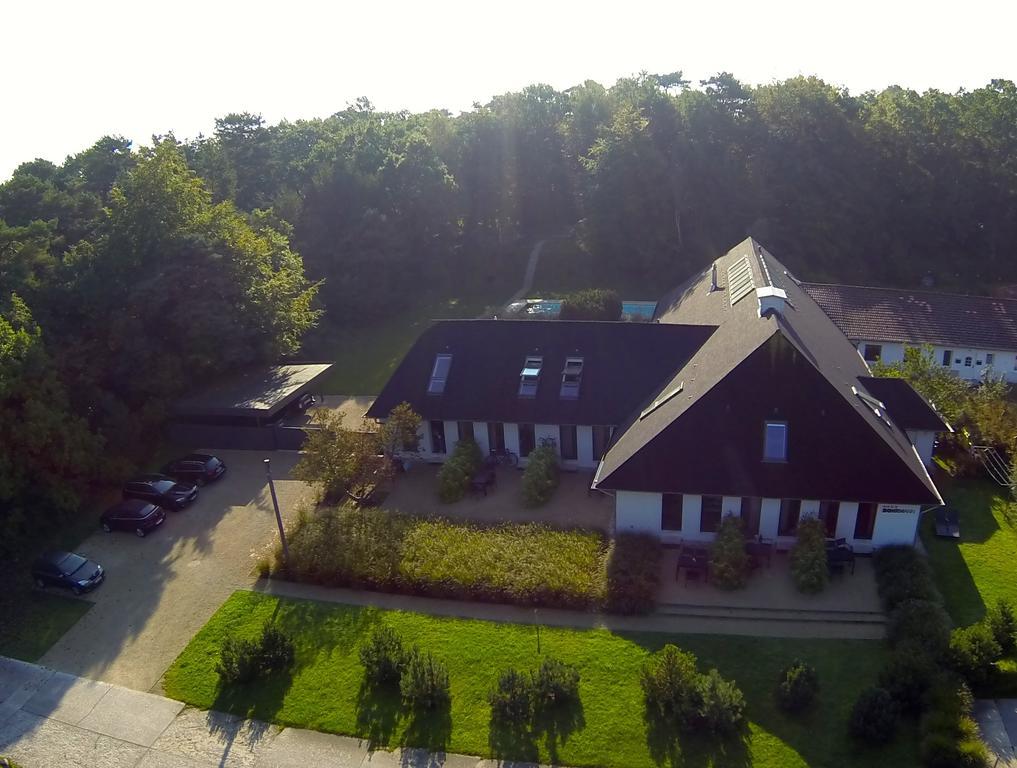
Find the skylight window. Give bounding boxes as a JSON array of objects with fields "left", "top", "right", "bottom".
[
  {"left": 560, "top": 357, "right": 584, "bottom": 399},
  {"left": 851, "top": 385, "right": 891, "bottom": 425},
  {"left": 727, "top": 257, "right": 756, "bottom": 306},
  {"left": 519, "top": 355, "right": 543, "bottom": 398},
  {"left": 427, "top": 353, "right": 452, "bottom": 395},
  {"left": 763, "top": 421, "right": 788, "bottom": 461}
]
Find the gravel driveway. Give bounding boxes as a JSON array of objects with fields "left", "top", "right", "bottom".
[{"left": 39, "top": 451, "right": 312, "bottom": 694}]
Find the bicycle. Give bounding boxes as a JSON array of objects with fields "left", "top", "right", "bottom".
[{"left": 486, "top": 447, "right": 519, "bottom": 468}]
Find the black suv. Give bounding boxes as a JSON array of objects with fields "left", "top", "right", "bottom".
[
  {"left": 32, "top": 551, "right": 104, "bottom": 595},
  {"left": 123, "top": 477, "right": 198, "bottom": 510},
  {"left": 101, "top": 499, "right": 166, "bottom": 537},
  {"left": 161, "top": 453, "right": 227, "bottom": 485}
]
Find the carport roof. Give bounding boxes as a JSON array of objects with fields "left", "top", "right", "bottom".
[{"left": 174, "top": 363, "right": 333, "bottom": 418}]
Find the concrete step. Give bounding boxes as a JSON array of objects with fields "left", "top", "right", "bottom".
[{"left": 654, "top": 602, "right": 887, "bottom": 625}]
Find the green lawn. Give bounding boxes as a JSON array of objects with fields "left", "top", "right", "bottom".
[
  {"left": 164, "top": 591, "right": 915, "bottom": 768},
  {"left": 921, "top": 477, "right": 1017, "bottom": 627},
  {"left": 0, "top": 590, "right": 92, "bottom": 662},
  {"left": 302, "top": 293, "right": 506, "bottom": 395}
]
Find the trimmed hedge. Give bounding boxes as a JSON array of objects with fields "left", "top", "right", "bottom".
[
  {"left": 521, "top": 445, "right": 560, "bottom": 507},
  {"left": 790, "top": 517, "right": 828, "bottom": 594},
  {"left": 848, "top": 686, "right": 900, "bottom": 744},
  {"left": 710, "top": 514, "right": 749, "bottom": 590},
  {"left": 437, "top": 439, "right": 483, "bottom": 503},
  {"left": 887, "top": 599, "right": 952, "bottom": 659},
  {"left": 281, "top": 505, "right": 661, "bottom": 613},
  {"left": 873, "top": 545, "right": 938, "bottom": 611}
]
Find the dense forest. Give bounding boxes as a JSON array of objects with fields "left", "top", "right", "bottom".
[{"left": 2, "top": 72, "right": 1017, "bottom": 553}]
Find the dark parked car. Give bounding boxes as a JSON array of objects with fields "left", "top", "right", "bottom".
[
  {"left": 32, "top": 551, "right": 104, "bottom": 595},
  {"left": 123, "top": 477, "right": 198, "bottom": 510},
  {"left": 101, "top": 499, "right": 166, "bottom": 537},
  {"left": 161, "top": 453, "right": 227, "bottom": 485}
]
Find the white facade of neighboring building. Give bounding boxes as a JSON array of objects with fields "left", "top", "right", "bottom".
[
  {"left": 614, "top": 490, "right": 922, "bottom": 552},
  {"left": 856, "top": 340, "right": 1017, "bottom": 383}
]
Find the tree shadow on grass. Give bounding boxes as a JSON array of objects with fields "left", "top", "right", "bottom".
[
  {"left": 644, "top": 709, "right": 750, "bottom": 768},
  {"left": 401, "top": 700, "right": 452, "bottom": 754},
  {"left": 355, "top": 678, "right": 403, "bottom": 747},
  {"left": 534, "top": 699, "right": 586, "bottom": 765},
  {"left": 488, "top": 718, "right": 539, "bottom": 764}
]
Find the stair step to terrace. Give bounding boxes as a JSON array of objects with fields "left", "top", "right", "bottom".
[{"left": 654, "top": 602, "right": 886, "bottom": 625}]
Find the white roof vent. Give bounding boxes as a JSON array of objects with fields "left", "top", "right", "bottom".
[{"left": 757, "top": 286, "right": 788, "bottom": 317}]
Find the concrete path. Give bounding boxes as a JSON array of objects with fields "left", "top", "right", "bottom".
[
  {"left": 255, "top": 579, "right": 885, "bottom": 640},
  {"left": 0, "top": 657, "right": 543, "bottom": 768},
  {"left": 975, "top": 699, "right": 1017, "bottom": 766},
  {"left": 506, "top": 239, "right": 545, "bottom": 305}
]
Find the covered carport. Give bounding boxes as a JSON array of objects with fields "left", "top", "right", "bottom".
[{"left": 168, "top": 363, "right": 334, "bottom": 450}]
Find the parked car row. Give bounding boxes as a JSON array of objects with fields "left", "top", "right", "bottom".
[{"left": 32, "top": 453, "right": 228, "bottom": 596}]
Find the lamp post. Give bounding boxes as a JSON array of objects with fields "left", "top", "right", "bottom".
[{"left": 264, "top": 458, "right": 289, "bottom": 569}]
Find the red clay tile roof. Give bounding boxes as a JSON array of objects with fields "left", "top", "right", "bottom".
[{"left": 802, "top": 283, "right": 1017, "bottom": 351}]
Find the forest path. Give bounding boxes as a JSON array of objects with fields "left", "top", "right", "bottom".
[{"left": 507, "top": 237, "right": 546, "bottom": 305}]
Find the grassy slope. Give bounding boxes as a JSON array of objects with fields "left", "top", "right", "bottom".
[
  {"left": 921, "top": 477, "right": 1017, "bottom": 627},
  {"left": 164, "top": 591, "right": 914, "bottom": 768}
]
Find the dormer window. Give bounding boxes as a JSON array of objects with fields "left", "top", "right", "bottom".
[
  {"left": 560, "top": 357, "right": 584, "bottom": 399},
  {"left": 852, "top": 385, "right": 891, "bottom": 426},
  {"left": 427, "top": 353, "right": 452, "bottom": 395},
  {"left": 763, "top": 421, "right": 787, "bottom": 462},
  {"left": 519, "top": 355, "right": 543, "bottom": 397}
]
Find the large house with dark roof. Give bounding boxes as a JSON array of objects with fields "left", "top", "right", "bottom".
[
  {"left": 368, "top": 238, "right": 949, "bottom": 551},
  {"left": 803, "top": 282, "right": 1017, "bottom": 383}
]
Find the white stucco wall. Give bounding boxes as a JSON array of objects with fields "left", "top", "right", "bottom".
[
  {"left": 577, "top": 425, "right": 595, "bottom": 468},
  {"left": 615, "top": 491, "right": 663, "bottom": 534},
  {"left": 444, "top": 420, "right": 458, "bottom": 450},
  {"left": 857, "top": 340, "right": 1017, "bottom": 383},
  {"left": 680, "top": 495, "right": 705, "bottom": 541},
  {"left": 504, "top": 423, "right": 521, "bottom": 457},
  {"left": 835, "top": 502, "right": 859, "bottom": 541},
  {"left": 871, "top": 503, "right": 921, "bottom": 547},
  {"left": 472, "top": 422, "right": 490, "bottom": 455},
  {"left": 907, "top": 429, "right": 937, "bottom": 468},
  {"left": 721, "top": 496, "right": 741, "bottom": 517}
]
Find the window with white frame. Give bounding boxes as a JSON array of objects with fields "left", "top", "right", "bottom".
[{"left": 763, "top": 421, "right": 788, "bottom": 461}]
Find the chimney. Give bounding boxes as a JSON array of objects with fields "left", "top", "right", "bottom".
[
  {"left": 756, "top": 286, "right": 788, "bottom": 317},
  {"left": 709, "top": 263, "right": 719, "bottom": 292}
]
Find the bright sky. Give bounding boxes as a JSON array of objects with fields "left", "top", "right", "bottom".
[{"left": 3, "top": 0, "right": 1016, "bottom": 180}]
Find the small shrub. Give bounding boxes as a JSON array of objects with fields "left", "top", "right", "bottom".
[
  {"left": 776, "top": 659, "right": 819, "bottom": 713},
  {"left": 559, "top": 288, "right": 622, "bottom": 321},
  {"left": 532, "top": 658, "right": 580, "bottom": 709},
  {"left": 887, "top": 599, "right": 952, "bottom": 658},
  {"left": 790, "top": 517, "right": 828, "bottom": 594},
  {"left": 605, "top": 533, "right": 661, "bottom": 614},
  {"left": 848, "top": 686, "right": 900, "bottom": 744},
  {"left": 696, "top": 668, "right": 746, "bottom": 735},
  {"left": 521, "top": 445, "right": 560, "bottom": 507},
  {"left": 948, "top": 622, "right": 1002, "bottom": 686},
  {"left": 879, "top": 651, "right": 936, "bottom": 716},
  {"left": 640, "top": 644, "right": 702, "bottom": 724},
  {"left": 986, "top": 599, "right": 1017, "bottom": 653},
  {"left": 437, "top": 439, "right": 483, "bottom": 503},
  {"left": 259, "top": 625, "right": 295, "bottom": 672},
  {"left": 216, "top": 624, "right": 294, "bottom": 685},
  {"left": 710, "top": 514, "right": 749, "bottom": 590},
  {"left": 216, "top": 636, "right": 262, "bottom": 685},
  {"left": 873, "top": 545, "right": 937, "bottom": 611},
  {"left": 400, "top": 648, "right": 451, "bottom": 710},
  {"left": 488, "top": 668, "right": 533, "bottom": 726},
  {"left": 359, "top": 626, "right": 407, "bottom": 685}
]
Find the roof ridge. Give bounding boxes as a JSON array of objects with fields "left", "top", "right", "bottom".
[{"left": 802, "top": 281, "right": 1017, "bottom": 304}]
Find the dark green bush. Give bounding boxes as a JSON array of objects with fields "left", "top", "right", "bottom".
[
  {"left": 400, "top": 648, "right": 451, "bottom": 710},
  {"left": 887, "top": 599, "right": 952, "bottom": 658},
  {"left": 359, "top": 626, "right": 407, "bottom": 685},
  {"left": 920, "top": 725, "right": 989, "bottom": 768},
  {"left": 879, "top": 651, "right": 936, "bottom": 716},
  {"left": 521, "top": 445, "right": 559, "bottom": 507},
  {"left": 776, "top": 659, "right": 819, "bottom": 713},
  {"left": 790, "top": 517, "right": 828, "bottom": 594},
  {"left": 488, "top": 668, "right": 533, "bottom": 726},
  {"left": 437, "top": 439, "right": 483, "bottom": 503},
  {"left": 559, "top": 288, "right": 622, "bottom": 321},
  {"left": 873, "top": 545, "right": 937, "bottom": 611},
  {"left": 986, "top": 599, "right": 1017, "bottom": 654},
  {"left": 216, "top": 636, "right": 262, "bottom": 684},
  {"left": 710, "top": 514, "right": 749, "bottom": 590},
  {"left": 848, "top": 686, "right": 900, "bottom": 744},
  {"left": 696, "top": 668, "right": 746, "bottom": 735},
  {"left": 948, "top": 623, "right": 1002, "bottom": 686},
  {"left": 640, "top": 644, "right": 702, "bottom": 724},
  {"left": 605, "top": 533, "right": 661, "bottom": 614},
  {"left": 216, "top": 624, "right": 295, "bottom": 685},
  {"left": 532, "top": 658, "right": 580, "bottom": 709}
]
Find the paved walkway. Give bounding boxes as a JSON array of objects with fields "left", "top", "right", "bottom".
[
  {"left": 975, "top": 699, "right": 1017, "bottom": 767},
  {"left": 0, "top": 657, "right": 538, "bottom": 768},
  {"left": 255, "top": 579, "right": 884, "bottom": 640}
]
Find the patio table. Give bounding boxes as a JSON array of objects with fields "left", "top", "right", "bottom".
[
  {"left": 469, "top": 469, "right": 496, "bottom": 496},
  {"left": 827, "top": 545, "right": 856, "bottom": 575},
  {"left": 745, "top": 539, "right": 774, "bottom": 566}
]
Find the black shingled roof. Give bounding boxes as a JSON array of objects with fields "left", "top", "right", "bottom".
[
  {"left": 857, "top": 376, "right": 953, "bottom": 433},
  {"left": 366, "top": 319, "right": 716, "bottom": 426},
  {"left": 802, "top": 282, "right": 1017, "bottom": 350}
]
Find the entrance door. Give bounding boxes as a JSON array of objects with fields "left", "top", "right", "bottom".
[
  {"left": 819, "top": 501, "right": 840, "bottom": 538},
  {"left": 487, "top": 422, "right": 505, "bottom": 452},
  {"left": 740, "top": 497, "right": 761, "bottom": 537},
  {"left": 429, "top": 420, "right": 446, "bottom": 454}
]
